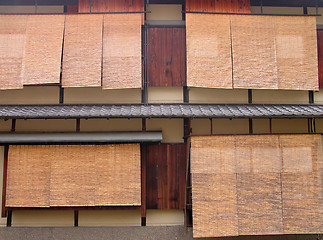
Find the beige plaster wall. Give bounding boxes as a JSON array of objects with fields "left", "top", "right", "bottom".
[
  {"left": 315, "top": 118, "right": 323, "bottom": 133},
  {"left": 64, "top": 88, "right": 142, "bottom": 104},
  {"left": 253, "top": 119, "right": 271, "bottom": 134},
  {"left": 80, "top": 119, "right": 142, "bottom": 132},
  {"left": 271, "top": 119, "right": 308, "bottom": 133},
  {"left": 0, "top": 87, "right": 59, "bottom": 105},
  {"left": 252, "top": 90, "right": 309, "bottom": 104},
  {"left": 147, "top": 119, "right": 183, "bottom": 143},
  {"left": 0, "top": 147, "right": 6, "bottom": 226},
  {"left": 212, "top": 119, "right": 249, "bottom": 134},
  {"left": 189, "top": 88, "right": 248, "bottom": 104},
  {"left": 314, "top": 90, "right": 323, "bottom": 104},
  {"left": 146, "top": 4, "right": 182, "bottom": 21},
  {"left": 15, "top": 119, "right": 76, "bottom": 132},
  {"left": 191, "top": 119, "right": 211, "bottom": 135},
  {"left": 146, "top": 210, "right": 184, "bottom": 226},
  {"left": 148, "top": 87, "right": 183, "bottom": 103},
  {"left": 0, "top": 6, "right": 64, "bottom": 14},
  {"left": 12, "top": 210, "right": 74, "bottom": 227},
  {"left": 251, "top": 6, "right": 303, "bottom": 14},
  {"left": 0, "top": 120, "right": 11, "bottom": 132},
  {"left": 79, "top": 210, "right": 141, "bottom": 226}
]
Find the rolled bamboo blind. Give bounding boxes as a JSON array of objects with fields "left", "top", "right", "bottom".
[
  {"left": 62, "top": 14, "right": 103, "bottom": 87},
  {"left": 231, "top": 15, "right": 278, "bottom": 89},
  {"left": 186, "top": 14, "right": 318, "bottom": 90},
  {"left": 6, "top": 144, "right": 141, "bottom": 208},
  {"left": 190, "top": 134, "right": 323, "bottom": 238},
  {"left": 22, "top": 15, "right": 65, "bottom": 85},
  {"left": 186, "top": 13, "right": 232, "bottom": 88},
  {"left": 102, "top": 14, "right": 142, "bottom": 89},
  {"left": 274, "top": 16, "right": 318, "bottom": 90},
  {"left": 0, "top": 15, "right": 27, "bottom": 90}
]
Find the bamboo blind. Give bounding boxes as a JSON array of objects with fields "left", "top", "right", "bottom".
[
  {"left": 102, "top": 14, "right": 142, "bottom": 89},
  {"left": 186, "top": 14, "right": 318, "bottom": 90},
  {"left": 6, "top": 144, "right": 141, "bottom": 208},
  {"left": 190, "top": 134, "right": 323, "bottom": 238},
  {"left": 275, "top": 16, "right": 318, "bottom": 90},
  {"left": 186, "top": 13, "right": 232, "bottom": 88},
  {"left": 62, "top": 15, "right": 103, "bottom": 87},
  {"left": 22, "top": 15, "right": 65, "bottom": 85},
  {"left": 0, "top": 15, "right": 27, "bottom": 90},
  {"left": 231, "top": 15, "right": 278, "bottom": 89}
]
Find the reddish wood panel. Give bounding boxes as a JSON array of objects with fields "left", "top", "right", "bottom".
[
  {"left": 146, "top": 144, "right": 186, "bottom": 210},
  {"left": 186, "top": 0, "right": 250, "bottom": 13},
  {"left": 79, "top": 0, "right": 144, "bottom": 12},
  {"left": 148, "top": 27, "right": 186, "bottom": 87},
  {"left": 67, "top": 5, "right": 78, "bottom": 13},
  {"left": 318, "top": 30, "right": 323, "bottom": 88}
]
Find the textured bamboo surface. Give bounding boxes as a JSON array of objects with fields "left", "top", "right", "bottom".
[
  {"left": 62, "top": 14, "right": 103, "bottom": 87},
  {"left": 0, "top": 15, "right": 27, "bottom": 90},
  {"left": 275, "top": 16, "right": 318, "bottom": 90},
  {"left": 186, "top": 13, "right": 232, "bottom": 88},
  {"left": 190, "top": 134, "right": 323, "bottom": 238},
  {"left": 6, "top": 144, "right": 141, "bottom": 208},
  {"left": 231, "top": 15, "right": 278, "bottom": 89},
  {"left": 6, "top": 145, "right": 51, "bottom": 207},
  {"left": 102, "top": 14, "right": 142, "bottom": 89},
  {"left": 22, "top": 15, "right": 65, "bottom": 85}
]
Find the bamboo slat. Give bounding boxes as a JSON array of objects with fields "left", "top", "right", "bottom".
[
  {"left": 6, "top": 145, "right": 51, "bottom": 207},
  {"left": 186, "top": 13, "right": 232, "bottom": 88},
  {"left": 231, "top": 15, "right": 278, "bottom": 89},
  {"left": 6, "top": 144, "right": 141, "bottom": 208},
  {"left": 22, "top": 15, "right": 65, "bottom": 85},
  {"left": 280, "top": 134, "right": 323, "bottom": 234},
  {"left": 274, "top": 16, "right": 318, "bottom": 90},
  {"left": 95, "top": 144, "right": 141, "bottom": 206},
  {"left": 62, "top": 14, "right": 103, "bottom": 87},
  {"left": 190, "top": 134, "right": 323, "bottom": 238},
  {"left": 237, "top": 173, "right": 283, "bottom": 235},
  {"left": 192, "top": 173, "right": 238, "bottom": 238},
  {"left": 50, "top": 145, "right": 97, "bottom": 207},
  {"left": 102, "top": 14, "right": 142, "bottom": 89},
  {"left": 0, "top": 15, "right": 27, "bottom": 90}
]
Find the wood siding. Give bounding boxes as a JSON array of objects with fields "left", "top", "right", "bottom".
[
  {"left": 185, "top": 0, "right": 251, "bottom": 13},
  {"left": 146, "top": 144, "right": 186, "bottom": 210},
  {"left": 148, "top": 27, "right": 186, "bottom": 87},
  {"left": 79, "top": 0, "right": 144, "bottom": 12},
  {"left": 318, "top": 30, "right": 323, "bottom": 88}
]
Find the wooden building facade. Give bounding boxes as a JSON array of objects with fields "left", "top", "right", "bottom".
[{"left": 0, "top": 0, "right": 322, "bottom": 239}]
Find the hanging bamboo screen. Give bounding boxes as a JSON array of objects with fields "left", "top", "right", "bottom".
[
  {"left": 102, "top": 14, "right": 142, "bottom": 89},
  {"left": 186, "top": 14, "right": 318, "bottom": 90},
  {"left": 62, "top": 15, "right": 103, "bottom": 87},
  {"left": 231, "top": 15, "right": 278, "bottom": 89},
  {"left": 186, "top": 13, "right": 232, "bottom": 88},
  {"left": 6, "top": 144, "right": 141, "bottom": 208},
  {"left": 0, "top": 15, "right": 27, "bottom": 90},
  {"left": 190, "top": 134, "right": 323, "bottom": 238},
  {"left": 274, "top": 16, "right": 318, "bottom": 90},
  {"left": 22, "top": 15, "right": 65, "bottom": 85}
]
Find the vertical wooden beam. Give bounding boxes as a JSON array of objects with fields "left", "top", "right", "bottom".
[
  {"left": 74, "top": 210, "right": 79, "bottom": 227},
  {"left": 210, "top": 118, "right": 213, "bottom": 135},
  {"left": 6, "top": 210, "right": 12, "bottom": 227},
  {"left": 141, "top": 144, "right": 147, "bottom": 226},
  {"left": 249, "top": 119, "right": 253, "bottom": 134},
  {"left": 248, "top": 89, "right": 253, "bottom": 134},
  {"left": 76, "top": 119, "right": 81, "bottom": 132},
  {"left": 11, "top": 119, "right": 16, "bottom": 133},
  {"left": 1, "top": 146, "right": 9, "bottom": 218},
  {"left": 269, "top": 118, "right": 272, "bottom": 134},
  {"left": 184, "top": 118, "right": 191, "bottom": 142},
  {"left": 142, "top": 118, "right": 146, "bottom": 131},
  {"left": 183, "top": 86, "right": 189, "bottom": 103}
]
